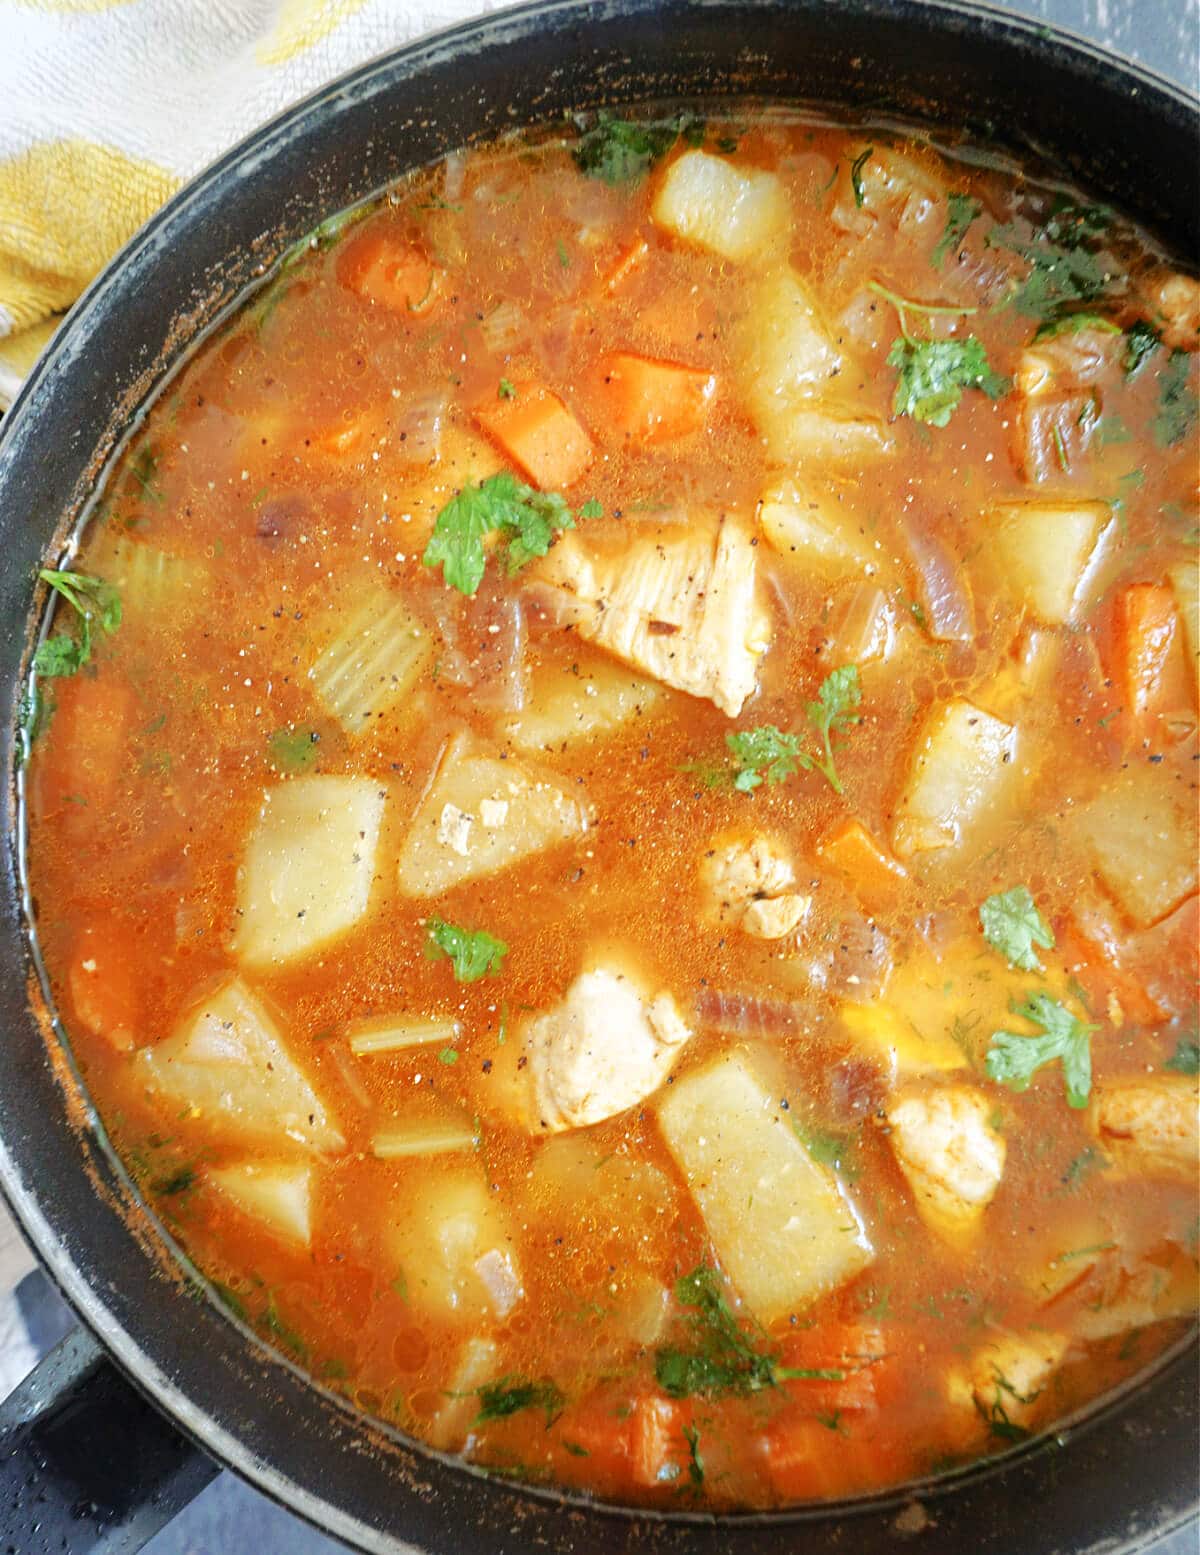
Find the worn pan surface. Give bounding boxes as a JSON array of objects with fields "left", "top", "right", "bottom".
[{"left": 0, "top": 2, "right": 1196, "bottom": 1552}]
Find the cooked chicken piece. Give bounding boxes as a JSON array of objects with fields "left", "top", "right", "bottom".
[
  {"left": 1071, "top": 1245, "right": 1199, "bottom": 1342},
  {"left": 969, "top": 1329, "right": 1068, "bottom": 1430},
  {"left": 536, "top": 517, "right": 770, "bottom": 716},
  {"left": 1089, "top": 1075, "right": 1199, "bottom": 1179},
  {"left": 699, "top": 833, "right": 809, "bottom": 940},
  {"left": 886, "top": 1085, "right": 1006, "bottom": 1242},
  {"left": 523, "top": 964, "right": 692, "bottom": 1133},
  {"left": 1140, "top": 269, "right": 1200, "bottom": 351}
]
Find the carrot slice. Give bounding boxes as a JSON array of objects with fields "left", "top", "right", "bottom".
[
  {"left": 336, "top": 229, "right": 441, "bottom": 314},
  {"left": 762, "top": 1408, "right": 910, "bottom": 1500},
  {"left": 1111, "top": 583, "right": 1179, "bottom": 718},
  {"left": 594, "top": 352, "right": 717, "bottom": 447},
  {"left": 818, "top": 820, "right": 909, "bottom": 912},
  {"left": 474, "top": 381, "right": 594, "bottom": 490},
  {"left": 778, "top": 1322, "right": 894, "bottom": 1413},
  {"left": 68, "top": 923, "right": 138, "bottom": 1053},
  {"left": 565, "top": 1391, "right": 688, "bottom": 1488}
]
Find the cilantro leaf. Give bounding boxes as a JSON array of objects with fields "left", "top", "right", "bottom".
[
  {"left": 1154, "top": 349, "right": 1198, "bottom": 449},
  {"left": 268, "top": 726, "right": 319, "bottom": 772},
  {"left": 474, "top": 1376, "right": 564, "bottom": 1425},
  {"left": 1165, "top": 1038, "right": 1199, "bottom": 1076},
  {"left": 887, "top": 335, "right": 1009, "bottom": 427},
  {"left": 990, "top": 202, "right": 1118, "bottom": 322},
  {"left": 498, "top": 377, "right": 516, "bottom": 400},
  {"left": 979, "top": 887, "right": 1056, "bottom": 972},
  {"left": 573, "top": 114, "right": 687, "bottom": 184},
  {"left": 850, "top": 146, "right": 873, "bottom": 208},
  {"left": 797, "top": 663, "right": 862, "bottom": 795},
  {"left": 726, "top": 725, "right": 800, "bottom": 792},
  {"left": 1031, "top": 312, "right": 1120, "bottom": 342},
  {"left": 1123, "top": 320, "right": 1162, "bottom": 376},
  {"left": 985, "top": 993, "right": 1099, "bottom": 1108},
  {"left": 425, "top": 916, "right": 508, "bottom": 983},
  {"left": 932, "top": 193, "right": 981, "bottom": 269},
  {"left": 422, "top": 473, "right": 587, "bottom": 595},
  {"left": 33, "top": 633, "right": 89, "bottom": 678},
  {"left": 34, "top": 569, "right": 121, "bottom": 679}
]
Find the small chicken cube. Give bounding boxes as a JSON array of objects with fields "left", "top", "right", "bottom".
[
  {"left": 1090, "top": 1075, "right": 1199, "bottom": 1180},
  {"left": 969, "top": 1329, "right": 1068, "bottom": 1431},
  {"left": 1140, "top": 270, "right": 1200, "bottom": 351},
  {"left": 886, "top": 1085, "right": 1006, "bottom": 1243},
  {"left": 523, "top": 963, "right": 692, "bottom": 1133},
  {"left": 743, "top": 894, "right": 810, "bottom": 940},
  {"left": 698, "top": 833, "right": 809, "bottom": 941}
]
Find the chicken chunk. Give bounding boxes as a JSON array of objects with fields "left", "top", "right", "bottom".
[
  {"left": 1140, "top": 269, "right": 1200, "bottom": 351},
  {"left": 523, "top": 964, "right": 692, "bottom": 1133},
  {"left": 886, "top": 1085, "right": 1006, "bottom": 1243},
  {"left": 537, "top": 518, "right": 770, "bottom": 716},
  {"left": 969, "top": 1329, "right": 1068, "bottom": 1431},
  {"left": 1089, "top": 1075, "right": 1199, "bottom": 1180},
  {"left": 698, "top": 833, "right": 810, "bottom": 940}
]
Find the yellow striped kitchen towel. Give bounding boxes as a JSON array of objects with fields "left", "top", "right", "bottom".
[{"left": 0, "top": 0, "right": 512, "bottom": 409}]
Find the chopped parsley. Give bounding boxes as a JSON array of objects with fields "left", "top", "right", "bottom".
[
  {"left": 425, "top": 916, "right": 508, "bottom": 983},
  {"left": 1153, "top": 349, "right": 1198, "bottom": 448},
  {"left": 497, "top": 377, "right": 517, "bottom": 400},
  {"left": 32, "top": 569, "right": 122, "bottom": 678},
  {"left": 850, "top": 146, "right": 873, "bottom": 208},
  {"left": 1031, "top": 312, "right": 1120, "bottom": 342},
  {"left": 793, "top": 1119, "right": 860, "bottom": 1181},
  {"left": 683, "top": 1424, "right": 705, "bottom": 1487},
  {"left": 798, "top": 663, "right": 862, "bottom": 795},
  {"left": 719, "top": 667, "right": 861, "bottom": 797},
  {"left": 261, "top": 1301, "right": 308, "bottom": 1358},
  {"left": 990, "top": 201, "right": 1117, "bottom": 322},
  {"left": 979, "top": 886, "right": 1055, "bottom": 972},
  {"left": 437, "top": 1046, "right": 460, "bottom": 1065},
  {"left": 150, "top": 1164, "right": 196, "bottom": 1197},
  {"left": 726, "top": 725, "right": 800, "bottom": 792},
  {"left": 268, "top": 726, "right": 319, "bottom": 772},
  {"left": 1165, "top": 1038, "right": 1200, "bottom": 1076},
  {"left": 422, "top": 472, "right": 592, "bottom": 595},
  {"left": 985, "top": 993, "right": 1099, "bottom": 1108},
  {"left": 887, "top": 334, "right": 1009, "bottom": 427},
  {"left": 474, "top": 1376, "right": 565, "bottom": 1425},
  {"left": 654, "top": 1264, "right": 843, "bottom": 1399},
  {"left": 573, "top": 114, "right": 697, "bottom": 184},
  {"left": 1123, "top": 320, "right": 1162, "bottom": 375},
  {"left": 932, "top": 193, "right": 981, "bottom": 269}
]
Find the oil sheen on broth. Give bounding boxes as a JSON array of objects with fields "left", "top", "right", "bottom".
[{"left": 23, "top": 111, "right": 1200, "bottom": 1509}]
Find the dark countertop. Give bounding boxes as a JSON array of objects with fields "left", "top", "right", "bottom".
[{"left": 4, "top": 4, "right": 1196, "bottom": 1554}]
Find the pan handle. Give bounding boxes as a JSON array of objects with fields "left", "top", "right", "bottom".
[{"left": 0, "top": 1323, "right": 218, "bottom": 1553}]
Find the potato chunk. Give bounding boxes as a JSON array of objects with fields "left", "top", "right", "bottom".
[
  {"left": 1090, "top": 1075, "right": 1199, "bottom": 1179},
  {"left": 499, "top": 656, "right": 663, "bottom": 753},
  {"left": 396, "top": 732, "right": 591, "bottom": 897},
  {"left": 233, "top": 776, "right": 386, "bottom": 968},
  {"left": 137, "top": 979, "right": 343, "bottom": 1154},
  {"left": 206, "top": 1161, "right": 312, "bottom": 1247},
  {"left": 656, "top": 1052, "right": 873, "bottom": 1325},
  {"left": 523, "top": 963, "right": 691, "bottom": 1133},
  {"left": 989, "top": 500, "right": 1110, "bottom": 624},
  {"left": 1073, "top": 767, "right": 1198, "bottom": 926},
  {"left": 308, "top": 589, "right": 431, "bottom": 736},
  {"left": 886, "top": 1086, "right": 1006, "bottom": 1244},
  {"left": 756, "top": 478, "right": 873, "bottom": 577},
  {"left": 892, "top": 699, "right": 1017, "bottom": 860},
  {"left": 387, "top": 1169, "right": 523, "bottom": 1325},
  {"left": 537, "top": 517, "right": 770, "bottom": 716},
  {"left": 652, "top": 151, "right": 789, "bottom": 261}
]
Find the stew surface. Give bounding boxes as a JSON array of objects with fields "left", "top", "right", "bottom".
[{"left": 21, "top": 109, "right": 1200, "bottom": 1509}]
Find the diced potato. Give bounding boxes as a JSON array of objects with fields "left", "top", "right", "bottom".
[
  {"left": 892, "top": 699, "right": 1017, "bottom": 860},
  {"left": 233, "top": 776, "right": 386, "bottom": 968},
  {"left": 756, "top": 478, "right": 873, "bottom": 577},
  {"left": 349, "top": 1016, "right": 461, "bottom": 1055},
  {"left": 886, "top": 1085, "right": 1006, "bottom": 1244},
  {"left": 839, "top": 1001, "right": 967, "bottom": 1082},
  {"left": 1090, "top": 1075, "right": 1200, "bottom": 1179},
  {"left": 1073, "top": 767, "right": 1198, "bottom": 926},
  {"left": 396, "top": 731, "right": 591, "bottom": 897},
  {"left": 387, "top": 1169, "right": 523, "bottom": 1325},
  {"left": 428, "top": 1336, "right": 500, "bottom": 1450},
  {"left": 206, "top": 1161, "right": 312, "bottom": 1247},
  {"left": 1169, "top": 559, "right": 1199, "bottom": 698},
  {"left": 499, "top": 656, "right": 663, "bottom": 752},
  {"left": 655, "top": 1052, "right": 873, "bottom": 1325},
  {"left": 970, "top": 1330, "right": 1068, "bottom": 1430},
  {"left": 989, "top": 501, "right": 1111, "bottom": 624},
  {"left": 527, "top": 1134, "right": 677, "bottom": 1232},
  {"left": 137, "top": 979, "right": 344, "bottom": 1154},
  {"left": 1021, "top": 1212, "right": 1118, "bottom": 1306},
  {"left": 652, "top": 151, "right": 789, "bottom": 261},
  {"left": 775, "top": 409, "right": 893, "bottom": 464},
  {"left": 308, "top": 589, "right": 432, "bottom": 736}
]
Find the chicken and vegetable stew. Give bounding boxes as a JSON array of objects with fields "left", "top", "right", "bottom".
[{"left": 21, "top": 110, "right": 1199, "bottom": 1508}]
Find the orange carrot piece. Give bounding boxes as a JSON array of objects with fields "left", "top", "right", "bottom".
[
  {"left": 474, "top": 381, "right": 594, "bottom": 490},
  {"left": 603, "top": 236, "right": 650, "bottom": 294},
  {"left": 763, "top": 1409, "right": 909, "bottom": 1500},
  {"left": 818, "top": 820, "right": 909, "bottom": 912},
  {"left": 778, "top": 1322, "right": 893, "bottom": 1413},
  {"left": 336, "top": 229, "right": 441, "bottom": 314},
  {"left": 68, "top": 923, "right": 138, "bottom": 1053},
  {"left": 595, "top": 352, "right": 716, "bottom": 447},
  {"left": 1112, "top": 583, "right": 1179, "bottom": 717},
  {"left": 565, "top": 1392, "right": 688, "bottom": 1489}
]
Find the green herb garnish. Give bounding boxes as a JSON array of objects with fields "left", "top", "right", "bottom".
[
  {"left": 1154, "top": 349, "right": 1198, "bottom": 448},
  {"left": 474, "top": 1376, "right": 565, "bottom": 1425},
  {"left": 268, "top": 726, "right": 319, "bottom": 772},
  {"left": 425, "top": 916, "right": 508, "bottom": 983},
  {"left": 797, "top": 663, "right": 862, "bottom": 794},
  {"left": 422, "top": 472, "right": 592, "bottom": 596},
  {"left": 932, "top": 193, "right": 981, "bottom": 269},
  {"left": 150, "top": 1165, "right": 196, "bottom": 1197},
  {"left": 985, "top": 993, "right": 1099, "bottom": 1108},
  {"left": 991, "top": 202, "right": 1117, "bottom": 321},
  {"left": 726, "top": 725, "right": 800, "bottom": 793},
  {"left": 1031, "top": 312, "right": 1120, "bottom": 342},
  {"left": 1165, "top": 1038, "right": 1200, "bottom": 1076},
  {"left": 33, "top": 569, "right": 122, "bottom": 678},
  {"left": 886, "top": 334, "right": 1009, "bottom": 426},
  {"left": 850, "top": 146, "right": 873, "bottom": 208},
  {"left": 498, "top": 377, "right": 517, "bottom": 400},
  {"left": 1123, "top": 320, "right": 1162, "bottom": 376},
  {"left": 979, "top": 886, "right": 1055, "bottom": 972},
  {"left": 718, "top": 666, "right": 862, "bottom": 798},
  {"left": 573, "top": 114, "right": 691, "bottom": 185}
]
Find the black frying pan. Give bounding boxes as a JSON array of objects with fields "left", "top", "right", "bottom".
[{"left": 0, "top": 3, "right": 1196, "bottom": 1552}]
